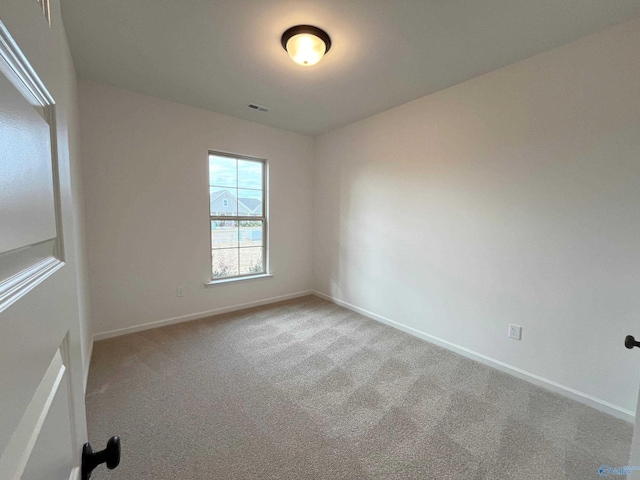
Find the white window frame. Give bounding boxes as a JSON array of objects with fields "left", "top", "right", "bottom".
[{"left": 206, "top": 151, "right": 269, "bottom": 285}]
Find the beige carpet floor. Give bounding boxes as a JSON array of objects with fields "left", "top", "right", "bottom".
[{"left": 86, "top": 295, "right": 632, "bottom": 479}]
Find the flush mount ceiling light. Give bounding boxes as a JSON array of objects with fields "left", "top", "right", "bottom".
[{"left": 281, "top": 25, "right": 331, "bottom": 66}]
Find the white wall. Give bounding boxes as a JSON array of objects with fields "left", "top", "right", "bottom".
[
  {"left": 0, "top": 2, "right": 91, "bottom": 379},
  {"left": 314, "top": 17, "right": 640, "bottom": 415},
  {"left": 78, "top": 81, "right": 315, "bottom": 336}
]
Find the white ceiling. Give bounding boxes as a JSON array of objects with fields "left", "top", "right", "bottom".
[{"left": 61, "top": 0, "right": 640, "bottom": 136}]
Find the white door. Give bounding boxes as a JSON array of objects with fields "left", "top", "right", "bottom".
[{"left": 0, "top": 21, "right": 87, "bottom": 480}]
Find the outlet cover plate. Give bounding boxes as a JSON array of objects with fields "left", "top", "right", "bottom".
[{"left": 509, "top": 324, "right": 522, "bottom": 340}]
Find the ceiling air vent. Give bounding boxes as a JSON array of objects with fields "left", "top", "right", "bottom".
[{"left": 248, "top": 103, "right": 269, "bottom": 112}]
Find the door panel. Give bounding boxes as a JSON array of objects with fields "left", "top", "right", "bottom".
[
  {"left": 0, "top": 59, "right": 57, "bottom": 254},
  {"left": 0, "top": 347, "right": 75, "bottom": 480},
  {"left": 21, "top": 353, "right": 75, "bottom": 480}
]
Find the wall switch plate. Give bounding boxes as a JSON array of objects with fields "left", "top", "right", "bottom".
[
  {"left": 509, "top": 324, "right": 522, "bottom": 340},
  {"left": 176, "top": 287, "right": 184, "bottom": 297}
]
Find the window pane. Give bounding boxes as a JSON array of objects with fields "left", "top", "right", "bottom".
[
  {"left": 237, "top": 189, "right": 262, "bottom": 216},
  {"left": 238, "top": 159, "right": 263, "bottom": 190},
  {"left": 239, "top": 247, "right": 263, "bottom": 275},
  {"left": 211, "top": 220, "right": 238, "bottom": 248},
  {"left": 210, "top": 187, "right": 237, "bottom": 216},
  {"left": 212, "top": 248, "right": 239, "bottom": 278},
  {"left": 240, "top": 220, "right": 263, "bottom": 247},
  {"left": 209, "top": 155, "right": 237, "bottom": 188}
]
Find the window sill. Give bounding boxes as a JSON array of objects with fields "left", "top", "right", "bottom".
[{"left": 205, "top": 273, "right": 273, "bottom": 288}]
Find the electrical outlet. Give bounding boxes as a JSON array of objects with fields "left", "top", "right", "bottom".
[
  {"left": 509, "top": 324, "right": 522, "bottom": 340},
  {"left": 176, "top": 287, "right": 184, "bottom": 297}
]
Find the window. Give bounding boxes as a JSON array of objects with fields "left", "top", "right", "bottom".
[{"left": 209, "top": 152, "right": 266, "bottom": 281}]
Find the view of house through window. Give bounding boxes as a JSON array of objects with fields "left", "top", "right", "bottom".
[{"left": 209, "top": 152, "right": 266, "bottom": 280}]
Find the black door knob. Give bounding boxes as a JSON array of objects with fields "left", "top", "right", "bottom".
[
  {"left": 81, "top": 435, "right": 121, "bottom": 480},
  {"left": 625, "top": 335, "right": 640, "bottom": 350}
]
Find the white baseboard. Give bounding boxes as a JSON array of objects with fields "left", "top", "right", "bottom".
[
  {"left": 312, "top": 290, "right": 635, "bottom": 423},
  {"left": 92, "top": 290, "right": 314, "bottom": 342}
]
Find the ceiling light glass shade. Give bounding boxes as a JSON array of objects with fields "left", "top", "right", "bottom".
[
  {"left": 281, "top": 25, "right": 332, "bottom": 66},
  {"left": 286, "top": 33, "right": 326, "bottom": 66}
]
